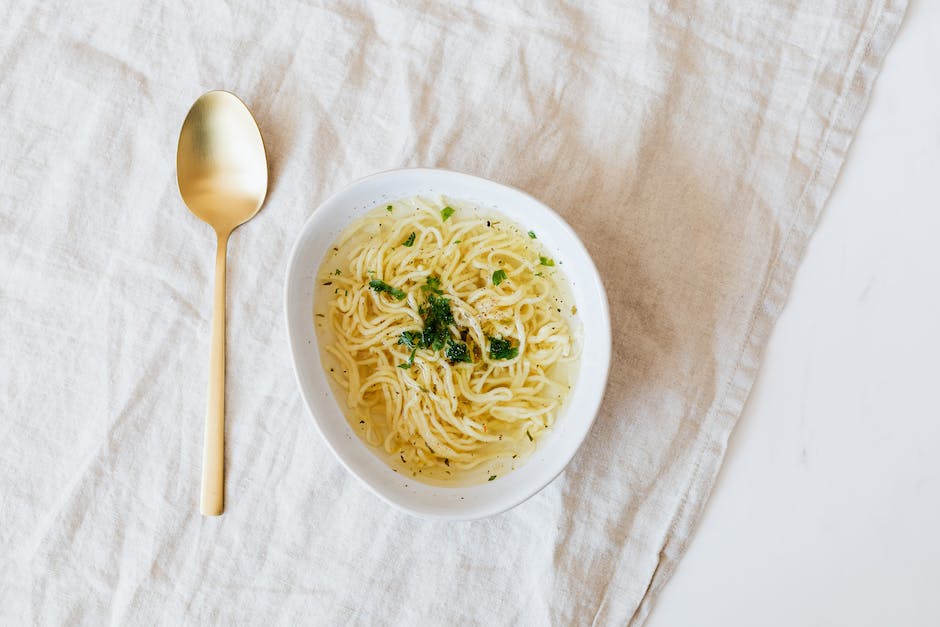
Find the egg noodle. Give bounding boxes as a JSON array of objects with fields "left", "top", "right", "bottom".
[{"left": 315, "top": 196, "right": 579, "bottom": 484}]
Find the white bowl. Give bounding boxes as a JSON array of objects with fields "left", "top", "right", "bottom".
[{"left": 284, "top": 168, "right": 611, "bottom": 520}]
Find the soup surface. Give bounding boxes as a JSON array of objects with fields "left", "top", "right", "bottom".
[{"left": 314, "top": 196, "right": 580, "bottom": 485}]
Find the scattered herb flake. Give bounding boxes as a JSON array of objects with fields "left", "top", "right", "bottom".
[
  {"left": 368, "top": 279, "right": 406, "bottom": 300},
  {"left": 445, "top": 338, "right": 472, "bottom": 364},
  {"left": 488, "top": 475, "right": 497, "bottom": 481},
  {"left": 441, "top": 206, "right": 455, "bottom": 221},
  {"left": 526, "top": 430, "right": 533, "bottom": 442},
  {"left": 539, "top": 256, "right": 555, "bottom": 267},
  {"left": 444, "top": 458, "right": 450, "bottom": 467},
  {"left": 488, "top": 336, "right": 519, "bottom": 360},
  {"left": 534, "top": 272, "right": 543, "bottom": 277},
  {"left": 334, "top": 268, "right": 342, "bottom": 275},
  {"left": 397, "top": 347, "right": 417, "bottom": 369},
  {"left": 420, "top": 293, "right": 453, "bottom": 350},
  {"left": 397, "top": 330, "right": 422, "bottom": 349},
  {"left": 322, "top": 281, "right": 332, "bottom": 286},
  {"left": 402, "top": 232, "right": 416, "bottom": 247},
  {"left": 386, "top": 205, "right": 393, "bottom": 212},
  {"left": 528, "top": 231, "right": 537, "bottom": 239},
  {"left": 492, "top": 269, "right": 507, "bottom": 286},
  {"left": 421, "top": 275, "right": 443, "bottom": 295}
]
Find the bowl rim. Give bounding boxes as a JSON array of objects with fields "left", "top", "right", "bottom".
[{"left": 283, "top": 167, "right": 611, "bottom": 520}]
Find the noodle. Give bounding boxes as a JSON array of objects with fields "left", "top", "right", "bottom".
[{"left": 314, "top": 196, "right": 579, "bottom": 485}]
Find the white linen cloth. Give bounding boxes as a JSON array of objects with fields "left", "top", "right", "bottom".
[{"left": 0, "top": 1, "right": 906, "bottom": 624}]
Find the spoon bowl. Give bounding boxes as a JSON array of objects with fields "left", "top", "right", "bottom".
[
  {"left": 176, "top": 90, "right": 267, "bottom": 516},
  {"left": 177, "top": 91, "right": 267, "bottom": 232}
]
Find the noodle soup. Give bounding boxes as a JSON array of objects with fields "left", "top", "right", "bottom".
[{"left": 314, "top": 196, "right": 580, "bottom": 486}]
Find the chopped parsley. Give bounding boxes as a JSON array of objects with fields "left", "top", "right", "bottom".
[
  {"left": 441, "top": 206, "right": 455, "bottom": 221},
  {"left": 402, "top": 232, "right": 416, "bottom": 247},
  {"left": 398, "top": 330, "right": 422, "bottom": 349},
  {"left": 526, "top": 429, "right": 533, "bottom": 442},
  {"left": 420, "top": 293, "right": 453, "bottom": 350},
  {"left": 421, "top": 275, "right": 443, "bottom": 295},
  {"left": 488, "top": 336, "right": 519, "bottom": 360},
  {"left": 445, "top": 338, "right": 472, "bottom": 364},
  {"left": 539, "top": 256, "right": 555, "bottom": 267},
  {"left": 368, "top": 279, "right": 406, "bottom": 300},
  {"left": 393, "top": 276, "right": 477, "bottom": 366},
  {"left": 334, "top": 268, "right": 342, "bottom": 275},
  {"left": 528, "top": 231, "right": 537, "bottom": 239},
  {"left": 395, "top": 275, "right": 524, "bottom": 369},
  {"left": 397, "top": 330, "right": 423, "bottom": 368},
  {"left": 386, "top": 205, "right": 393, "bottom": 212},
  {"left": 397, "top": 348, "right": 417, "bottom": 369},
  {"left": 488, "top": 475, "right": 497, "bottom": 481}
]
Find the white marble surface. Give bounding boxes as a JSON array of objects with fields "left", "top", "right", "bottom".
[{"left": 646, "top": 1, "right": 940, "bottom": 625}]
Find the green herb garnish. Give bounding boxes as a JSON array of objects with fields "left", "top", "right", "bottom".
[
  {"left": 420, "top": 293, "right": 453, "bottom": 350},
  {"left": 398, "top": 347, "right": 417, "bottom": 369},
  {"left": 539, "top": 256, "right": 555, "bottom": 267},
  {"left": 402, "top": 232, "right": 416, "bottom": 247},
  {"left": 386, "top": 205, "right": 393, "bottom": 212},
  {"left": 488, "top": 475, "right": 497, "bottom": 481},
  {"left": 526, "top": 430, "right": 533, "bottom": 442},
  {"left": 421, "top": 275, "right": 443, "bottom": 295},
  {"left": 528, "top": 231, "right": 537, "bottom": 239},
  {"left": 392, "top": 275, "right": 521, "bottom": 368},
  {"left": 397, "top": 331, "right": 422, "bottom": 368},
  {"left": 441, "top": 206, "right": 455, "bottom": 221},
  {"left": 445, "top": 338, "right": 472, "bottom": 364},
  {"left": 398, "top": 330, "right": 422, "bottom": 349},
  {"left": 368, "top": 279, "right": 406, "bottom": 300},
  {"left": 334, "top": 268, "right": 342, "bottom": 275},
  {"left": 488, "top": 336, "right": 519, "bottom": 360}
]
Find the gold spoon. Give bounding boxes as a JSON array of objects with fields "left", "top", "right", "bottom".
[{"left": 176, "top": 90, "right": 268, "bottom": 516}]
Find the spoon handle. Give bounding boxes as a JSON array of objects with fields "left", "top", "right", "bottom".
[{"left": 201, "top": 230, "right": 228, "bottom": 516}]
